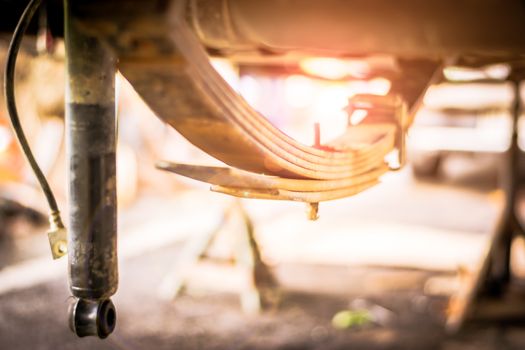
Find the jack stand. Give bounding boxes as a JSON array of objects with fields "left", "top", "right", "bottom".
[
  {"left": 447, "top": 78, "right": 525, "bottom": 331},
  {"left": 158, "top": 200, "right": 277, "bottom": 314},
  {"left": 64, "top": 0, "right": 118, "bottom": 338}
]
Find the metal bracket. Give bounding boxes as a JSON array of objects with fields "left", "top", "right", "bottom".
[{"left": 346, "top": 94, "right": 408, "bottom": 170}]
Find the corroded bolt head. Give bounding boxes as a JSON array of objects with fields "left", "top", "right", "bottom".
[{"left": 306, "top": 202, "right": 319, "bottom": 221}]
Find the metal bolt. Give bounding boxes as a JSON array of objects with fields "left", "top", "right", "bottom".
[{"left": 306, "top": 202, "right": 319, "bottom": 220}]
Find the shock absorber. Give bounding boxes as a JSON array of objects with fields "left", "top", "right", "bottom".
[{"left": 64, "top": 0, "right": 118, "bottom": 338}]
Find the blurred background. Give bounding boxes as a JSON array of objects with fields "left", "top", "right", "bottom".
[{"left": 1, "top": 37, "right": 525, "bottom": 349}]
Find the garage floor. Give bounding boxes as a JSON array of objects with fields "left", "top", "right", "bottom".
[{"left": 1, "top": 165, "right": 525, "bottom": 350}]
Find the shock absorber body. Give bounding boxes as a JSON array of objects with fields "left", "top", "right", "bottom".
[{"left": 64, "top": 0, "right": 118, "bottom": 338}]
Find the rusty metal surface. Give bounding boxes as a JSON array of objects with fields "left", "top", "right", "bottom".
[
  {"left": 156, "top": 161, "right": 388, "bottom": 203},
  {"left": 190, "top": 0, "right": 525, "bottom": 57},
  {"left": 108, "top": 9, "right": 400, "bottom": 180},
  {"left": 211, "top": 180, "right": 380, "bottom": 203},
  {"left": 65, "top": 3, "right": 118, "bottom": 300},
  {"left": 3, "top": 0, "right": 525, "bottom": 58},
  {"left": 156, "top": 162, "right": 389, "bottom": 192}
]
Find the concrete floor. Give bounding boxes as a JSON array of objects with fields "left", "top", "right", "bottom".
[{"left": 1, "top": 165, "right": 524, "bottom": 349}]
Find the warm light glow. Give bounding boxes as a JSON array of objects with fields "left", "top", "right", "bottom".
[
  {"left": 408, "top": 123, "right": 510, "bottom": 153},
  {"left": 485, "top": 64, "right": 512, "bottom": 80},
  {"left": 284, "top": 75, "right": 315, "bottom": 108},
  {"left": 238, "top": 71, "right": 391, "bottom": 145},
  {"left": 368, "top": 77, "right": 391, "bottom": 96},
  {"left": 300, "top": 57, "right": 371, "bottom": 80},
  {"left": 443, "top": 63, "right": 511, "bottom": 82},
  {"left": 313, "top": 84, "right": 351, "bottom": 116},
  {"left": 211, "top": 58, "right": 239, "bottom": 90},
  {"left": 311, "top": 84, "right": 351, "bottom": 143},
  {"left": 239, "top": 75, "right": 261, "bottom": 106},
  {"left": 0, "top": 126, "right": 12, "bottom": 153},
  {"left": 423, "top": 82, "right": 513, "bottom": 110},
  {"left": 349, "top": 109, "right": 368, "bottom": 125},
  {"left": 347, "top": 77, "right": 391, "bottom": 97}
]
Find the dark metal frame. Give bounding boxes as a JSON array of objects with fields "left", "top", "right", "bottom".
[
  {"left": 447, "top": 78, "right": 525, "bottom": 331},
  {"left": 484, "top": 79, "right": 525, "bottom": 294}
]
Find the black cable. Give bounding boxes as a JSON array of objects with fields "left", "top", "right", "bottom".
[{"left": 4, "top": 0, "right": 61, "bottom": 217}]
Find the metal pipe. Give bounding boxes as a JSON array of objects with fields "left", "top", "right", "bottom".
[{"left": 64, "top": 0, "right": 118, "bottom": 338}]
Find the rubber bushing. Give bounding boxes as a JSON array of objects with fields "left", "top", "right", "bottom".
[{"left": 69, "top": 298, "right": 116, "bottom": 338}]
